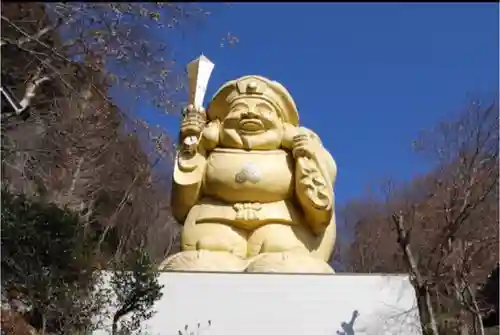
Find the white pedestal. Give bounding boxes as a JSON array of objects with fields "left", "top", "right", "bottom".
[{"left": 97, "top": 272, "right": 422, "bottom": 335}]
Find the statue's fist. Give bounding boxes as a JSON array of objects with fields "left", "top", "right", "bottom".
[
  {"left": 292, "top": 133, "right": 315, "bottom": 159},
  {"left": 180, "top": 104, "right": 207, "bottom": 153},
  {"left": 181, "top": 104, "right": 206, "bottom": 137}
]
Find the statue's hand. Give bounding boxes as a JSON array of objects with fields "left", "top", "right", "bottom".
[
  {"left": 292, "top": 133, "right": 316, "bottom": 159},
  {"left": 180, "top": 104, "right": 207, "bottom": 154}
]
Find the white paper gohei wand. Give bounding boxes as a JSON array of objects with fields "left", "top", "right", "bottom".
[{"left": 183, "top": 54, "right": 215, "bottom": 151}]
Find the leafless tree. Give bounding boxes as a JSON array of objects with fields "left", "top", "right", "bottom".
[
  {"left": 0, "top": 1, "right": 235, "bottom": 263},
  {"left": 337, "top": 97, "right": 499, "bottom": 335},
  {"left": 1, "top": 2, "right": 235, "bottom": 334}
]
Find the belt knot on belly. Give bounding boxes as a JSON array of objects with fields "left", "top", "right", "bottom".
[{"left": 233, "top": 202, "right": 262, "bottom": 221}]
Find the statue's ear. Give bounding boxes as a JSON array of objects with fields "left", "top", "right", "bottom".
[
  {"left": 281, "top": 123, "right": 298, "bottom": 150},
  {"left": 202, "top": 119, "right": 220, "bottom": 151},
  {"left": 298, "top": 127, "right": 322, "bottom": 146}
]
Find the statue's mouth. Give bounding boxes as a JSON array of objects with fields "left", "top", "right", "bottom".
[{"left": 239, "top": 119, "right": 264, "bottom": 134}]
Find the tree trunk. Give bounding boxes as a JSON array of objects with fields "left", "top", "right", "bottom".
[
  {"left": 466, "top": 285, "right": 486, "bottom": 335},
  {"left": 392, "top": 213, "right": 440, "bottom": 335},
  {"left": 112, "top": 315, "right": 118, "bottom": 335},
  {"left": 40, "top": 315, "right": 46, "bottom": 335},
  {"left": 414, "top": 283, "right": 440, "bottom": 335}
]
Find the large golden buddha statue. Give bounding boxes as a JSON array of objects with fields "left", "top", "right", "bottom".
[{"left": 160, "top": 73, "right": 337, "bottom": 274}]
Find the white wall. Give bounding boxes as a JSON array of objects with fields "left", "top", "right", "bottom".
[{"left": 95, "top": 272, "right": 422, "bottom": 335}]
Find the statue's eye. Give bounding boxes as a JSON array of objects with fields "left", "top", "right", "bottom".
[
  {"left": 261, "top": 109, "right": 272, "bottom": 117},
  {"left": 257, "top": 104, "right": 273, "bottom": 117},
  {"left": 231, "top": 103, "right": 246, "bottom": 114},
  {"left": 231, "top": 103, "right": 246, "bottom": 109}
]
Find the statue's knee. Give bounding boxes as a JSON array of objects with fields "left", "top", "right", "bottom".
[
  {"left": 160, "top": 250, "right": 248, "bottom": 272},
  {"left": 247, "top": 224, "right": 309, "bottom": 257},
  {"left": 182, "top": 223, "right": 247, "bottom": 258},
  {"left": 245, "top": 252, "right": 335, "bottom": 274}
]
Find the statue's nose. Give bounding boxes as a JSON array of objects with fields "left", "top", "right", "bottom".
[{"left": 242, "top": 109, "right": 259, "bottom": 119}]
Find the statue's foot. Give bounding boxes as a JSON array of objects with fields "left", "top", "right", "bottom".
[
  {"left": 159, "top": 250, "right": 248, "bottom": 272},
  {"left": 244, "top": 252, "right": 334, "bottom": 274}
]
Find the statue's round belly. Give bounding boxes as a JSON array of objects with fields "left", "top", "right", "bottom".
[{"left": 204, "top": 148, "right": 294, "bottom": 203}]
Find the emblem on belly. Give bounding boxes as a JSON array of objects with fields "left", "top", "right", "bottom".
[{"left": 235, "top": 162, "right": 261, "bottom": 184}]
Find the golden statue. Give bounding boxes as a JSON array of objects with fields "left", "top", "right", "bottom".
[{"left": 161, "top": 56, "right": 337, "bottom": 274}]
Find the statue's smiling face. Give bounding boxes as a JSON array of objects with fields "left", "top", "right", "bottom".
[{"left": 219, "top": 97, "right": 284, "bottom": 150}]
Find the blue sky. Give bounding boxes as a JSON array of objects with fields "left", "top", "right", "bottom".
[{"left": 138, "top": 3, "right": 499, "bottom": 207}]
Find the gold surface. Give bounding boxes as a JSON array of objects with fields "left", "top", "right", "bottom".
[{"left": 161, "top": 75, "right": 337, "bottom": 274}]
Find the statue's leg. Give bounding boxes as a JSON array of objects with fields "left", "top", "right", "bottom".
[
  {"left": 160, "top": 222, "right": 249, "bottom": 272},
  {"left": 245, "top": 223, "right": 334, "bottom": 274},
  {"left": 182, "top": 222, "right": 248, "bottom": 258},
  {"left": 246, "top": 223, "right": 310, "bottom": 256}
]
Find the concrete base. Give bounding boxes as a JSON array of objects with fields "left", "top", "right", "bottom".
[{"left": 96, "top": 272, "right": 422, "bottom": 335}]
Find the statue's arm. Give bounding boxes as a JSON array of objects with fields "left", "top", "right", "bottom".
[
  {"left": 294, "top": 129, "right": 337, "bottom": 235},
  {"left": 171, "top": 119, "right": 219, "bottom": 223},
  {"left": 171, "top": 150, "right": 207, "bottom": 223}
]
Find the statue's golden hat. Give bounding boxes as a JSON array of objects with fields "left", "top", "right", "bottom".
[{"left": 207, "top": 75, "right": 299, "bottom": 126}]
